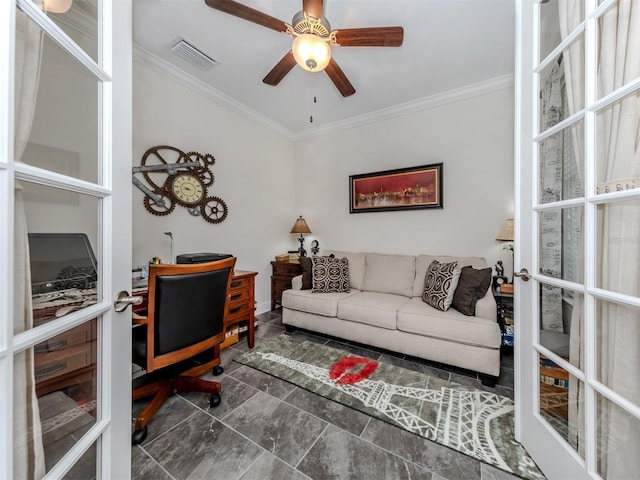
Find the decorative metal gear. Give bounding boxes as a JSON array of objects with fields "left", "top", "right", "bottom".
[
  {"left": 140, "top": 145, "right": 186, "bottom": 190},
  {"left": 143, "top": 191, "right": 175, "bottom": 216},
  {"left": 134, "top": 145, "right": 228, "bottom": 224},
  {"left": 184, "top": 151, "right": 216, "bottom": 186},
  {"left": 200, "top": 196, "right": 228, "bottom": 224}
]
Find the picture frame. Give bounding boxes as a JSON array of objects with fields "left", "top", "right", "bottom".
[{"left": 349, "top": 163, "right": 443, "bottom": 213}]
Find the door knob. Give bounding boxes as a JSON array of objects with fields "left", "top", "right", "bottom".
[
  {"left": 113, "top": 290, "right": 143, "bottom": 312},
  {"left": 514, "top": 268, "right": 531, "bottom": 281}
]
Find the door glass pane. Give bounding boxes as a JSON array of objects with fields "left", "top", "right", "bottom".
[
  {"left": 540, "top": 286, "right": 583, "bottom": 369},
  {"left": 17, "top": 181, "right": 100, "bottom": 333},
  {"left": 538, "top": 36, "right": 585, "bottom": 133},
  {"left": 538, "top": 207, "right": 584, "bottom": 282},
  {"left": 596, "top": 299, "right": 640, "bottom": 408},
  {"left": 539, "top": 0, "right": 561, "bottom": 62},
  {"left": 539, "top": 120, "right": 584, "bottom": 203},
  {"left": 596, "top": 393, "right": 640, "bottom": 478},
  {"left": 596, "top": 198, "right": 640, "bottom": 297},
  {"left": 539, "top": 353, "right": 584, "bottom": 456},
  {"left": 597, "top": 2, "right": 635, "bottom": 100},
  {"left": 15, "top": 11, "right": 100, "bottom": 183},
  {"left": 63, "top": 442, "right": 97, "bottom": 480},
  {"left": 30, "top": 0, "right": 99, "bottom": 62},
  {"left": 13, "top": 319, "right": 97, "bottom": 475},
  {"left": 595, "top": 90, "right": 640, "bottom": 194}
]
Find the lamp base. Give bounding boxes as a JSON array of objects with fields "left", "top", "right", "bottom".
[{"left": 297, "top": 235, "right": 307, "bottom": 258}]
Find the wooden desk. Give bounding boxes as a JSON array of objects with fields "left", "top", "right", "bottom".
[{"left": 133, "top": 269, "right": 257, "bottom": 349}]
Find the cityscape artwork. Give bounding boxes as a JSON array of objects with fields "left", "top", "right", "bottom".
[{"left": 349, "top": 163, "right": 443, "bottom": 213}]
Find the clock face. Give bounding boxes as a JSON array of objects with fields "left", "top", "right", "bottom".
[{"left": 171, "top": 174, "right": 205, "bottom": 205}]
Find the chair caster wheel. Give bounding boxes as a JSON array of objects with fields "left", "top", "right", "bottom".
[
  {"left": 209, "top": 394, "right": 221, "bottom": 408},
  {"left": 132, "top": 426, "right": 147, "bottom": 445},
  {"left": 212, "top": 365, "right": 224, "bottom": 376}
]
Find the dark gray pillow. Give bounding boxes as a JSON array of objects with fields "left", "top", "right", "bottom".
[
  {"left": 451, "top": 266, "right": 492, "bottom": 316},
  {"left": 299, "top": 256, "right": 313, "bottom": 289}
]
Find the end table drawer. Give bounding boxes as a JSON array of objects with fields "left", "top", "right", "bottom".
[{"left": 272, "top": 262, "right": 302, "bottom": 277}]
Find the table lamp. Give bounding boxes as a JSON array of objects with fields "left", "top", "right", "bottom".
[{"left": 290, "top": 216, "right": 312, "bottom": 257}]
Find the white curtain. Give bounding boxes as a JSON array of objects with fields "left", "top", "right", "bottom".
[
  {"left": 539, "top": 59, "right": 564, "bottom": 333},
  {"left": 13, "top": 9, "right": 45, "bottom": 480},
  {"left": 560, "top": 1, "right": 640, "bottom": 477}
]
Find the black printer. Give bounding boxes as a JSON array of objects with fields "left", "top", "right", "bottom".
[{"left": 176, "top": 252, "right": 233, "bottom": 264}]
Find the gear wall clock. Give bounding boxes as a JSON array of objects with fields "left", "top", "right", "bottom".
[{"left": 132, "top": 145, "right": 228, "bottom": 224}]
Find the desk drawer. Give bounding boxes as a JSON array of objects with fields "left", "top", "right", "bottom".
[
  {"left": 35, "top": 342, "right": 95, "bottom": 383},
  {"left": 228, "top": 301, "right": 251, "bottom": 322},
  {"left": 230, "top": 276, "right": 251, "bottom": 291},
  {"left": 229, "top": 287, "right": 250, "bottom": 304},
  {"left": 34, "top": 320, "right": 94, "bottom": 354}
]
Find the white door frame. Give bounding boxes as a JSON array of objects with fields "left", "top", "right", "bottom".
[{"left": 0, "top": 1, "right": 132, "bottom": 478}]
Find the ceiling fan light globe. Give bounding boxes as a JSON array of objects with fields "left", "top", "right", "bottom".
[
  {"left": 292, "top": 34, "right": 331, "bottom": 72},
  {"left": 43, "top": 0, "right": 73, "bottom": 13}
]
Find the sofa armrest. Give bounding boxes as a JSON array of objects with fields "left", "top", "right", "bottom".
[
  {"left": 475, "top": 290, "right": 497, "bottom": 321},
  {"left": 291, "top": 275, "right": 303, "bottom": 290}
]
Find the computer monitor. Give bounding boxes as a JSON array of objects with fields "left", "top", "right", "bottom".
[{"left": 28, "top": 233, "right": 98, "bottom": 294}]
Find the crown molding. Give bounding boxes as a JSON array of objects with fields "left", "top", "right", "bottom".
[
  {"left": 294, "top": 74, "right": 514, "bottom": 140},
  {"left": 133, "top": 46, "right": 296, "bottom": 140},
  {"left": 133, "top": 45, "right": 514, "bottom": 143}
]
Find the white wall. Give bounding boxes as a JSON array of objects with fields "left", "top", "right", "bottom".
[
  {"left": 293, "top": 87, "right": 515, "bottom": 275},
  {"left": 132, "top": 63, "right": 296, "bottom": 312}
]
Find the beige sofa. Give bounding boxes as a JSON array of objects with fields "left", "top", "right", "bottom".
[{"left": 282, "top": 251, "right": 502, "bottom": 384}]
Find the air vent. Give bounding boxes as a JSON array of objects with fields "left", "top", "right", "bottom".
[{"left": 171, "top": 38, "right": 219, "bottom": 71}]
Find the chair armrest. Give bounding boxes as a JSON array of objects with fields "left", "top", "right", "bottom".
[
  {"left": 132, "top": 311, "right": 148, "bottom": 325},
  {"left": 475, "top": 290, "right": 497, "bottom": 321},
  {"left": 291, "top": 275, "right": 303, "bottom": 290}
]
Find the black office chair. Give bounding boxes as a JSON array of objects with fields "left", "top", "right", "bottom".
[{"left": 131, "top": 257, "right": 236, "bottom": 445}]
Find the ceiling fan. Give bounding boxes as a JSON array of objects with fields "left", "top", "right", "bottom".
[{"left": 204, "top": 0, "right": 404, "bottom": 97}]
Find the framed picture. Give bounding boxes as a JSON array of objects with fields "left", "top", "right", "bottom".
[{"left": 349, "top": 163, "right": 443, "bottom": 213}]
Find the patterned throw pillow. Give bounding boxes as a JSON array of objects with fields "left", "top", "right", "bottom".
[
  {"left": 422, "top": 260, "right": 461, "bottom": 311},
  {"left": 312, "top": 256, "right": 350, "bottom": 293}
]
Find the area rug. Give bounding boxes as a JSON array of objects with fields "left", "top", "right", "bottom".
[{"left": 235, "top": 334, "right": 545, "bottom": 480}]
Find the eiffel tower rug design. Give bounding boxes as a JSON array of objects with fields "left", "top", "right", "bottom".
[{"left": 235, "top": 334, "right": 545, "bottom": 480}]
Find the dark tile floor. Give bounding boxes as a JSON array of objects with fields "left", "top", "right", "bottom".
[{"left": 132, "top": 310, "right": 520, "bottom": 480}]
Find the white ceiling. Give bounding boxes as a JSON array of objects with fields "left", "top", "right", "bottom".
[{"left": 132, "top": 0, "right": 515, "bottom": 137}]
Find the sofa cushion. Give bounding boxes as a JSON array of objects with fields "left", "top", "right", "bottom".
[
  {"left": 282, "top": 288, "right": 357, "bottom": 317},
  {"left": 398, "top": 297, "right": 501, "bottom": 348},
  {"left": 422, "top": 260, "right": 461, "bottom": 311},
  {"left": 324, "top": 251, "right": 366, "bottom": 291},
  {"left": 361, "top": 253, "right": 416, "bottom": 297},
  {"left": 451, "top": 266, "right": 492, "bottom": 316},
  {"left": 337, "top": 292, "right": 410, "bottom": 330},
  {"left": 413, "top": 255, "right": 488, "bottom": 297}
]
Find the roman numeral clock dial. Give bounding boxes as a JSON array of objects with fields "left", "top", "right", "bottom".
[{"left": 171, "top": 173, "right": 205, "bottom": 205}]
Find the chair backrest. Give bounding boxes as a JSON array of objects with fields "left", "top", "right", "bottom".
[{"left": 145, "top": 257, "right": 236, "bottom": 371}]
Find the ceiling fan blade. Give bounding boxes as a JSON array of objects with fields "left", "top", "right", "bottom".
[
  {"left": 263, "top": 51, "right": 297, "bottom": 86},
  {"left": 334, "top": 27, "right": 404, "bottom": 47},
  {"left": 325, "top": 58, "right": 355, "bottom": 97},
  {"left": 302, "top": 0, "right": 323, "bottom": 19},
  {"left": 204, "top": 0, "right": 288, "bottom": 33}
]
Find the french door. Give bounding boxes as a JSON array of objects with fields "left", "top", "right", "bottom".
[
  {"left": 516, "top": 0, "right": 640, "bottom": 478},
  {"left": 0, "top": 0, "right": 132, "bottom": 478}
]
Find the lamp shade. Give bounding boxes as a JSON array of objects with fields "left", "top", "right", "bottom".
[
  {"left": 496, "top": 219, "right": 514, "bottom": 242},
  {"left": 292, "top": 34, "right": 331, "bottom": 72},
  {"left": 290, "top": 216, "right": 312, "bottom": 235}
]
